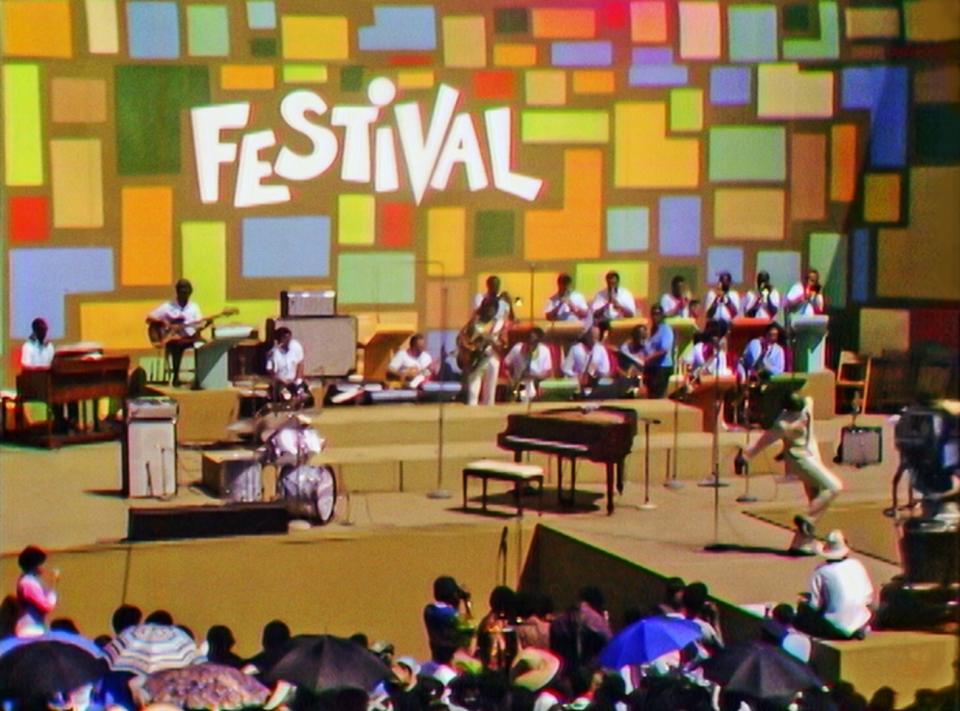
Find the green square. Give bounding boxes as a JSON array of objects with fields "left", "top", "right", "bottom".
[
  {"left": 669, "top": 89, "right": 702, "bottom": 132},
  {"left": 658, "top": 265, "right": 699, "bottom": 297},
  {"left": 809, "top": 232, "right": 847, "bottom": 308},
  {"left": 783, "top": 4, "right": 812, "bottom": 32},
  {"left": 709, "top": 126, "right": 786, "bottom": 182},
  {"left": 187, "top": 5, "right": 230, "bottom": 57},
  {"left": 337, "top": 252, "right": 415, "bottom": 304},
  {"left": 341, "top": 66, "right": 364, "bottom": 92},
  {"left": 475, "top": 211, "right": 515, "bottom": 257},
  {"left": 495, "top": 8, "right": 529, "bottom": 33},
  {"left": 116, "top": 66, "right": 211, "bottom": 175},
  {"left": 250, "top": 38, "right": 277, "bottom": 57}
]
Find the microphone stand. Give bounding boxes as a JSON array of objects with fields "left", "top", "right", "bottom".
[
  {"left": 736, "top": 371, "right": 758, "bottom": 504},
  {"left": 425, "top": 261, "right": 451, "bottom": 500},
  {"left": 639, "top": 417, "right": 661, "bottom": 510},
  {"left": 698, "top": 345, "right": 729, "bottom": 546},
  {"left": 665, "top": 337, "right": 683, "bottom": 489}
]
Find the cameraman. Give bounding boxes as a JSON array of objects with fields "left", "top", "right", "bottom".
[{"left": 422, "top": 575, "right": 476, "bottom": 674}]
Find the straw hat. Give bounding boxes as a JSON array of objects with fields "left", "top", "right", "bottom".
[
  {"left": 509, "top": 648, "right": 561, "bottom": 692},
  {"left": 817, "top": 529, "right": 851, "bottom": 560}
]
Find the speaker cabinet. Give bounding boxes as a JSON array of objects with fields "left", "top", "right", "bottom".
[
  {"left": 267, "top": 316, "right": 357, "bottom": 377},
  {"left": 127, "top": 503, "right": 289, "bottom": 541},
  {"left": 124, "top": 398, "right": 178, "bottom": 498},
  {"left": 281, "top": 290, "right": 337, "bottom": 317}
]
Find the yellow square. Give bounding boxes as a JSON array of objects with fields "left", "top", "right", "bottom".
[
  {"left": 2, "top": 0, "right": 72, "bottom": 57},
  {"left": 572, "top": 71, "right": 615, "bottom": 94},
  {"left": 282, "top": 16, "right": 349, "bottom": 60},
  {"left": 526, "top": 70, "right": 566, "bottom": 106},
  {"left": 493, "top": 43, "right": 537, "bottom": 67},
  {"left": 864, "top": 173, "right": 901, "bottom": 222}
]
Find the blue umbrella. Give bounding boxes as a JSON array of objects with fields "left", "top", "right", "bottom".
[
  {"left": 599, "top": 616, "right": 703, "bottom": 668},
  {"left": 0, "top": 631, "right": 106, "bottom": 660}
]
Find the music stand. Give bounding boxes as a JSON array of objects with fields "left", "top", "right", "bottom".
[{"left": 638, "top": 417, "right": 661, "bottom": 510}]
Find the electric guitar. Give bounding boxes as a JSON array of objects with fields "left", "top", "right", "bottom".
[
  {"left": 456, "top": 319, "right": 506, "bottom": 374},
  {"left": 147, "top": 307, "right": 239, "bottom": 347}
]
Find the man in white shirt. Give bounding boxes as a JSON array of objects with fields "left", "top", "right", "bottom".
[
  {"left": 703, "top": 272, "right": 740, "bottom": 323},
  {"left": 590, "top": 271, "right": 636, "bottom": 331},
  {"left": 738, "top": 322, "right": 786, "bottom": 381},
  {"left": 686, "top": 321, "right": 733, "bottom": 378},
  {"left": 742, "top": 270, "right": 781, "bottom": 321},
  {"left": 473, "top": 275, "right": 514, "bottom": 322},
  {"left": 387, "top": 333, "right": 433, "bottom": 388},
  {"left": 21, "top": 318, "right": 54, "bottom": 369},
  {"left": 660, "top": 275, "right": 697, "bottom": 319},
  {"left": 795, "top": 529, "right": 874, "bottom": 639},
  {"left": 147, "top": 279, "right": 205, "bottom": 386},
  {"left": 785, "top": 268, "right": 825, "bottom": 319},
  {"left": 266, "top": 327, "right": 310, "bottom": 405},
  {"left": 562, "top": 326, "right": 611, "bottom": 385},
  {"left": 544, "top": 273, "right": 589, "bottom": 322},
  {"left": 504, "top": 327, "right": 553, "bottom": 401}
]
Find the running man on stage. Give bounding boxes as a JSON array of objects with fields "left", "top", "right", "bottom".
[
  {"left": 703, "top": 272, "right": 740, "bottom": 324},
  {"left": 504, "top": 327, "right": 553, "bottom": 402},
  {"left": 544, "top": 273, "right": 589, "bottom": 322},
  {"left": 146, "top": 279, "right": 204, "bottom": 387},
  {"left": 458, "top": 297, "right": 507, "bottom": 406},
  {"left": 744, "top": 393, "right": 844, "bottom": 554},
  {"left": 266, "top": 327, "right": 311, "bottom": 406},
  {"left": 743, "top": 271, "right": 781, "bottom": 321},
  {"left": 387, "top": 333, "right": 433, "bottom": 388}
]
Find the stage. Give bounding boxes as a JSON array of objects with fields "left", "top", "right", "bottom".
[{"left": 1, "top": 398, "right": 955, "bottom": 705}]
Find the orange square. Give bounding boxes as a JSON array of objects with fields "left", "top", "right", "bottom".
[
  {"left": 864, "top": 173, "right": 901, "bottom": 222},
  {"left": 2, "top": 0, "right": 72, "bottom": 57},
  {"left": 473, "top": 70, "right": 515, "bottom": 100},
  {"left": 631, "top": 1, "right": 668, "bottom": 43}
]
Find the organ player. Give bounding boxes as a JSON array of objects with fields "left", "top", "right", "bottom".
[
  {"left": 146, "top": 279, "right": 204, "bottom": 387},
  {"left": 21, "top": 318, "right": 54, "bottom": 369}
]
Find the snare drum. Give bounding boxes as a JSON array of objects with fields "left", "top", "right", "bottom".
[{"left": 277, "top": 464, "right": 337, "bottom": 525}]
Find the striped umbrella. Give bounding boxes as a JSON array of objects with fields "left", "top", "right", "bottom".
[{"left": 105, "top": 624, "right": 201, "bottom": 676}]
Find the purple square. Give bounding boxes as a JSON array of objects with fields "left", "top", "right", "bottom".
[
  {"left": 658, "top": 196, "right": 701, "bottom": 256},
  {"left": 710, "top": 66, "right": 752, "bottom": 105}
]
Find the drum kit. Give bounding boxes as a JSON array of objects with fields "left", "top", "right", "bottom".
[{"left": 228, "top": 404, "right": 338, "bottom": 525}]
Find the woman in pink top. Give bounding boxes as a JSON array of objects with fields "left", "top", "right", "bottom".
[{"left": 15, "top": 545, "right": 58, "bottom": 637}]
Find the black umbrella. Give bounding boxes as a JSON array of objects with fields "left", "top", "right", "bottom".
[
  {"left": 264, "top": 635, "right": 393, "bottom": 692},
  {"left": 0, "top": 641, "right": 108, "bottom": 700},
  {"left": 699, "top": 642, "right": 823, "bottom": 704}
]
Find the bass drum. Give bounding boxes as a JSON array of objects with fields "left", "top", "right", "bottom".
[{"left": 277, "top": 464, "right": 337, "bottom": 525}]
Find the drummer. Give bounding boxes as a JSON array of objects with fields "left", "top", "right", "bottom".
[{"left": 266, "top": 327, "right": 312, "bottom": 407}]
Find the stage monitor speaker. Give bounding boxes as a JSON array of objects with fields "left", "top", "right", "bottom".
[
  {"left": 123, "top": 398, "right": 178, "bottom": 498},
  {"left": 281, "top": 290, "right": 336, "bottom": 317},
  {"left": 127, "top": 503, "right": 289, "bottom": 541},
  {"left": 267, "top": 316, "right": 357, "bottom": 377}
]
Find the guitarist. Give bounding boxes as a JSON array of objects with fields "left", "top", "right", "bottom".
[
  {"left": 562, "top": 325, "right": 610, "bottom": 392},
  {"left": 146, "top": 279, "right": 204, "bottom": 386},
  {"left": 457, "top": 297, "right": 507, "bottom": 406}
]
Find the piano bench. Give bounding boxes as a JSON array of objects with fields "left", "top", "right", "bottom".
[{"left": 463, "top": 460, "right": 544, "bottom": 517}]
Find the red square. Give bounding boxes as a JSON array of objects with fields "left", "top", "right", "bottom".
[
  {"left": 473, "top": 71, "right": 515, "bottom": 100},
  {"left": 9, "top": 196, "right": 50, "bottom": 242},
  {"left": 379, "top": 203, "right": 413, "bottom": 248}
]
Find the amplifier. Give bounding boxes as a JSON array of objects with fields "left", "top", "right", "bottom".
[
  {"left": 839, "top": 426, "right": 882, "bottom": 467},
  {"left": 281, "top": 290, "right": 336, "bottom": 317},
  {"left": 267, "top": 316, "right": 357, "bottom": 377}
]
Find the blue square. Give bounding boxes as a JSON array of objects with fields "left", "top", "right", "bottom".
[
  {"left": 128, "top": 2, "right": 180, "bottom": 59},
  {"left": 707, "top": 247, "right": 744, "bottom": 284},
  {"left": 658, "top": 196, "right": 701, "bottom": 256},
  {"left": 728, "top": 7, "right": 778, "bottom": 62},
  {"left": 246, "top": 1, "right": 276, "bottom": 30},
  {"left": 710, "top": 66, "right": 752, "bottom": 105},
  {"left": 607, "top": 208, "right": 650, "bottom": 252},
  {"left": 242, "top": 216, "right": 331, "bottom": 278}
]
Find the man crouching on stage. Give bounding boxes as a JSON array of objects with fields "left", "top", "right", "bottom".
[
  {"left": 744, "top": 392, "right": 843, "bottom": 554},
  {"left": 266, "top": 327, "right": 312, "bottom": 407}
]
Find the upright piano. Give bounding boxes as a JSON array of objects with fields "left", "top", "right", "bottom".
[
  {"left": 15, "top": 353, "right": 129, "bottom": 446},
  {"left": 497, "top": 406, "right": 638, "bottom": 514}
]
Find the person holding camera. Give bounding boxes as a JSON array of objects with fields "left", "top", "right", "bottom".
[
  {"left": 422, "top": 576, "right": 476, "bottom": 675},
  {"left": 785, "top": 268, "right": 825, "bottom": 318}
]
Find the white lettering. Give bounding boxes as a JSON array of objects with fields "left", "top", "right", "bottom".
[
  {"left": 234, "top": 130, "right": 290, "bottom": 208},
  {"left": 485, "top": 107, "right": 543, "bottom": 202},
  {"left": 191, "top": 103, "right": 250, "bottom": 204},
  {"left": 395, "top": 84, "right": 459, "bottom": 205},
  {"left": 274, "top": 91, "right": 338, "bottom": 182},
  {"left": 331, "top": 106, "right": 379, "bottom": 183},
  {"left": 431, "top": 113, "right": 488, "bottom": 192},
  {"left": 375, "top": 127, "right": 399, "bottom": 193}
]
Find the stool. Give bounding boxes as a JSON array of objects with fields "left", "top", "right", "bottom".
[{"left": 463, "top": 459, "right": 544, "bottom": 517}]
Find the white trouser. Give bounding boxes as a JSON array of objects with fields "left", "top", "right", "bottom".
[{"left": 467, "top": 357, "right": 500, "bottom": 406}]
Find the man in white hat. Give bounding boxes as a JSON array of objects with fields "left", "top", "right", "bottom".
[{"left": 795, "top": 529, "right": 875, "bottom": 639}]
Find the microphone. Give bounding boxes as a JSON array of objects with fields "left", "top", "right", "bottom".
[{"left": 638, "top": 417, "right": 662, "bottom": 424}]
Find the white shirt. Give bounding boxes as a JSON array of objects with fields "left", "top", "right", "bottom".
[
  {"left": 545, "top": 291, "right": 589, "bottom": 321},
  {"left": 473, "top": 293, "right": 512, "bottom": 321},
  {"left": 743, "top": 288, "right": 782, "bottom": 320},
  {"left": 703, "top": 288, "right": 741, "bottom": 322},
  {"left": 21, "top": 339, "right": 54, "bottom": 368},
  {"left": 808, "top": 557, "right": 874, "bottom": 635},
  {"left": 562, "top": 342, "right": 611, "bottom": 378},
  {"left": 781, "top": 630, "right": 812, "bottom": 663},
  {"left": 591, "top": 287, "right": 636, "bottom": 320},
  {"left": 687, "top": 342, "right": 733, "bottom": 376},
  {"left": 149, "top": 300, "right": 203, "bottom": 336},
  {"left": 660, "top": 293, "right": 693, "bottom": 318},
  {"left": 267, "top": 339, "right": 305, "bottom": 383},
  {"left": 504, "top": 342, "right": 553, "bottom": 381},
  {"left": 388, "top": 348, "right": 433, "bottom": 377},
  {"left": 786, "top": 282, "right": 825, "bottom": 317}
]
